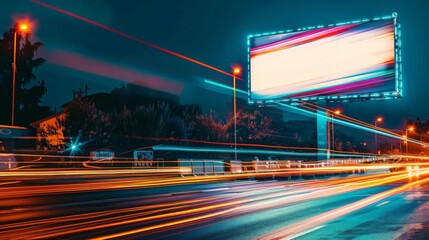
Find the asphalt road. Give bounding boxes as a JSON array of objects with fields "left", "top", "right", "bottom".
[{"left": 0, "top": 169, "right": 428, "bottom": 239}]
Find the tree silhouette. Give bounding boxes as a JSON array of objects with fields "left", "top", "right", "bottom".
[
  {"left": 226, "top": 110, "right": 272, "bottom": 144},
  {"left": 63, "top": 98, "right": 113, "bottom": 152},
  {"left": 0, "top": 24, "right": 50, "bottom": 125},
  {"left": 191, "top": 111, "right": 227, "bottom": 142}
]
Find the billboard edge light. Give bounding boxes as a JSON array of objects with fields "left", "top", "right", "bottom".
[{"left": 247, "top": 12, "right": 403, "bottom": 105}]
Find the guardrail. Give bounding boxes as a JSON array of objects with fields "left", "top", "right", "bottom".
[
  {"left": 178, "top": 158, "right": 225, "bottom": 176},
  {"left": 226, "top": 158, "right": 379, "bottom": 177}
]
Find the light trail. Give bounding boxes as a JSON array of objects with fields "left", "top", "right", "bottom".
[
  {"left": 0, "top": 169, "right": 418, "bottom": 239},
  {"left": 257, "top": 172, "right": 429, "bottom": 240},
  {"left": 21, "top": 1, "right": 424, "bottom": 161},
  {"left": 203, "top": 79, "right": 248, "bottom": 95},
  {"left": 199, "top": 76, "right": 429, "bottom": 153},
  {"left": 275, "top": 102, "right": 429, "bottom": 148},
  {"left": 30, "top": 0, "right": 243, "bottom": 80},
  {"left": 0, "top": 181, "right": 312, "bottom": 236},
  {"left": 83, "top": 171, "right": 415, "bottom": 239},
  {"left": 28, "top": 1, "right": 427, "bottom": 159},
  {"left": 123, "top": 136, "right": 341, "bottom": 152},
  {"left": 152, "top": 145, "right": 373, "bottom": 158},
  {"left": 0, "top": 181, "right": 20, "bottom": 186},
  {"left": 196, "top": 73, "right": 429, "bottom": 153},
  {"left": 0, "top": 168, "right": 190, "bottom": 177}
]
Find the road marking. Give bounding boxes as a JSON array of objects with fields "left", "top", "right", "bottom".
[
  {"left": 284, "top": 225, "right": 325, "bottom": 240},
  {"left": 376, "top": 201, "right": 390, "bottom": 207}
]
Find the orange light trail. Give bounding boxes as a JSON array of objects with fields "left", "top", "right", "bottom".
[
  {"left": 0, "top": 168, "right": 422, "bottom": 239},
  {"left": 298, "top": 100, "right": 429, "bottom": 149},
  {"left": 0, "top": 171, "right": 401, "bottom": 238},
  {"left": 257, "top": 172, "right": 429, "bottom": 240},
  {"left": 83, "top": 172, "right": 417, "bottom": 239},
  {"left": 30, "top": 0, "right": 243, "bottom": 80}
]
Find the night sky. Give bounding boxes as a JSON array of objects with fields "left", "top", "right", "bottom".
[{"left": 1, "top": 0, "right": 428, "bottom": 129}]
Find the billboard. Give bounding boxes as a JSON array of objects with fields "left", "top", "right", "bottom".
[
  {"left": 133, "top": 150, "right": 153, "bottom": 167},
  {"left": 90, "top": 150, "right": 115, "bottom": 160},
  {"left": 248, "top": 13, "right": 402, "bottom": 103}
]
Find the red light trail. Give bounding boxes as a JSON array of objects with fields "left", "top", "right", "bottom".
[{"left": 30, "top": 0, "right": 244, "bottom": 81}]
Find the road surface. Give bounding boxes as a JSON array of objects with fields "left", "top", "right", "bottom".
[{"left": 0, "top": 168, "right": 428, "bottom": 239}]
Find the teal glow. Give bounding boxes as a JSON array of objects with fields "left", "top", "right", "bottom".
[
  {"left": 247, "top": 13, "right": 402, "bottom": 104},
  {"left": 65, "top": 134, "right": 89, "bottom": 155},
  {"left": 153, "top": 145, "right": 372, "bottom": 158},
  {"left": 204, "top": 79, "right": 247, "bottom": 95},
  {"left": 276, "top": 103, "right": 429, "bottom": 147},
  {"left": 317, "top": 107, "right": 328, "bottom": 160}
]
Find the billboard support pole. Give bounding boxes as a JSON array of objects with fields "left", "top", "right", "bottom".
[{"left": 317, "top": 100, "right": 329, "bottom": 160}]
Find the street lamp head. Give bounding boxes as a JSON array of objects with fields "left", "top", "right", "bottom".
[
  {"left": 408, "top": 126, "right": 415, "bottom": 132},
  {"left": 334, "top": 110, "right": 341, "bottom": 115},
  {"left": 19, "top": 24, "right": 28, "bottom": 31},
  {"left": 376, "top": 117, "right": 383, "bottom": 122},
  {"left": 233, "top": 67, "right": 241, "bottom": 75}
]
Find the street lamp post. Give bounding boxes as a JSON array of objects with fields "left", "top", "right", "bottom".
[
  {"left": 232, "top": 67, "right": 240, "bottom": 162},
  {"left": 11, "top": 23, "right": 28, "bottom": 126},
  {"left": 406, "top": 126, "right": 414, "bottom": 155},
  {"left": 374, "top": 117, "right": 383, "bottom": 154},
  {"left": 330, "top": 110, "right": 341, "bottom": 157},
  {"left": 332, "top": 110, "right": 340, "bottom": 149},
  {"left": 405, "top": 129, "right": 409, "bottom": 155}
]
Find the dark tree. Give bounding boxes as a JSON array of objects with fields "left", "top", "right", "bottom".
[
  {"left": 191, "top": 111, "right": 227, "bottom": 142},
  {"left": 63, "top": 98, "right": 113, "bottom": 152},
  {"left": 225, "top": 110, "right": 272, "bottom": 144},
  {"left": 0, "top": 24, "right": 50, "bottom": 125}
]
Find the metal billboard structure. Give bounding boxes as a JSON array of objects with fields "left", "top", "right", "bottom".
[
  {"left": 247, "top": 13, "right": 402, "bottom": 160},
  {"left": 247, "top": 12, "right": 402, "bottom": 105}
]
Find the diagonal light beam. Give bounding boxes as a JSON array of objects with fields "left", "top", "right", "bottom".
[{"left": 30, "top": 0, "right": 243, "bottom": 80}]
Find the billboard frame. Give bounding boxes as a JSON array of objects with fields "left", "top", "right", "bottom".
[{"left": 247, "top": 12, "right": 402, "bottom": 105}]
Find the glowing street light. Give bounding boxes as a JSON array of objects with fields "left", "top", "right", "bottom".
[
  {"left": 232, "top": 66, "right": 241, "bottom": 162},
  {"left": 233, "top": 67, "right": 241, "bottom": 75},
  {"left": 374, "top": 117, "right": 383, "bottom": 154},
  {"left": 11, "top": 23, "right": 29, "bottom": 125},
  {"left": 19, "top": 24, "right": 28, "bottom": 31}
]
